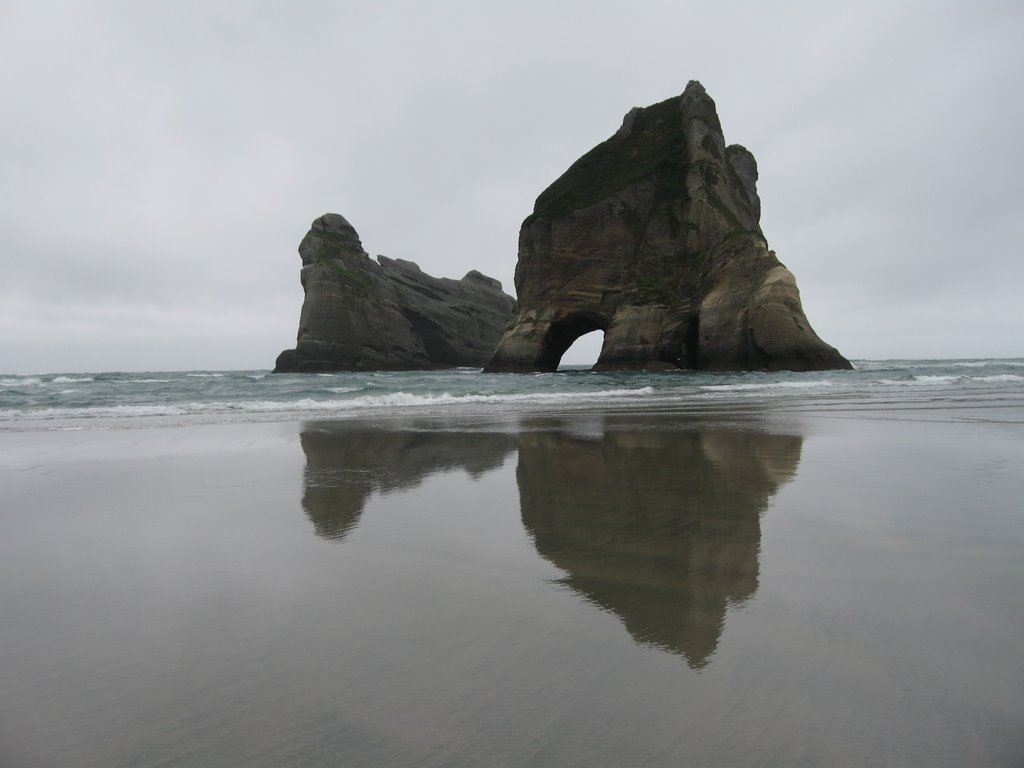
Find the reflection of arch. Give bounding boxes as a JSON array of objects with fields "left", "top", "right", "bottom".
[
  {"left": 517, "top": 422, "right": 802, "bottom": 668},
  {"left": 539, "top": 314, "right": 607, "bottom": 370},
  {"left": 300, "top": 420, "right": 516, "bottom": 541}
]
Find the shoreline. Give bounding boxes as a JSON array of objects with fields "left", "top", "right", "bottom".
[{"left": 3, "top": 359, "right": 1023, "bottom": 434}]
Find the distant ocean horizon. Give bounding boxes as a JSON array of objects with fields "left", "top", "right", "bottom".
[{"left": 3, "top": 358, "right": 1022, "bottom": 431}]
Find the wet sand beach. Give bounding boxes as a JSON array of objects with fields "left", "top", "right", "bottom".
[{"left": 1, "top": 401, "right": 1022, "bottom": 767}]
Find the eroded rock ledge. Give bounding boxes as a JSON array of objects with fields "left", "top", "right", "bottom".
[
  {"left": 484, "top": 81, "right": 851, "bottom": 373},
  {"left": 274, "top": 214, "right": 515, "bottom": 372}
]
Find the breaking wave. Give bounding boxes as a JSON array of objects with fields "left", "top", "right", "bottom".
[
  {"left": 700, "top": 380, "right": 835, "bottom": 393},
  {"left": 1, "top": 386, "right": 656, "bottom": 424},
  {"left": 879, "top": 374, "right": 1024, "bottom": 386}
]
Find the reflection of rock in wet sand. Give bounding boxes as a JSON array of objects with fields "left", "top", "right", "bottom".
[
  {"left": 517, "top": 425, "right": 802, "bottom": 668},
  {"left": 300, "top": 420, "right": 516, "bottom": 540},
  {"left": 298, "top": 417, "right": 802, "bottom": 667}
]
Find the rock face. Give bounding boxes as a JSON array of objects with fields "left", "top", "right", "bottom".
[
  {"left": 484, "top": 81, "right": 851, "bottom": 372},
  {"left": 275, "top": 214, "right": 516, "bottom": 372}
]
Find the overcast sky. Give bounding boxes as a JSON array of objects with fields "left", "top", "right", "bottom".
[{"left": 1, "top": 1, "right": 1021, "bottom": 372}]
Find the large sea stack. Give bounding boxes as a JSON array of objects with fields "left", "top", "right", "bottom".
[
  {"left": 275, "top": 214, "right": 515, "bottom": 372},
  {"left": 484, "top": 81, "right": 851, "bottom": 373}
]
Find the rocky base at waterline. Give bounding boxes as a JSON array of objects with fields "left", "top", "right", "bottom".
[
  {"left": 484, "top": 81, "right": 851, "bottom": 373},
  {"left": 275, "top": 214, "right": 516, "bottom": 372}
]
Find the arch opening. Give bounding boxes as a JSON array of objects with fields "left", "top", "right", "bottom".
[
  {"left": 538, "top": 315, "right": 605, "bottom": 371},
  {"left": 558, "top": 329, "right": 605, "bottom": 370}
]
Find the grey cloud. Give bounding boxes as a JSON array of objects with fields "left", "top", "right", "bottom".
[{"left": 1, "top": 0, "right": 1021, "bottom": 372}]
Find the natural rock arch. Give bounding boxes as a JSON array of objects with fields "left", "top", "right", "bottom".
[{"left": 484, "top": 82, "right": 851, "bottom": 373}]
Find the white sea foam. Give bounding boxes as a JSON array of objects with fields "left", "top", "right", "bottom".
[
  {"left": 874, "top": 373, "right": 1023, "bottom": 386},
  {"left": 950, "top": 360, "right": 1024, "bottom": 368},
  {"left": 0, "top": 404, "right": 187, "bottom": 420},
  {"left": 1, "top": 387, "right": 656, "bottom": 423},
  {"left": 316, "top": 387, "right": 656, "bottom": 409},
  {"left": 52, "top": 376, "right": 94, "bottom": 383},
  {"left": 1, "top": 377, "right": 43, "bottom": 387},
  {"left": 186, "top": 373, "right": 226, "bottom": 378},
  {"left": 877, "top": 376, "right": 961, "bottom": 386},
  {"left": 128, "top": 379, "right": 173, "bottom": 383},
  {"left": 975, "top": 374, "right": 1024, "bottom": 383},
  {"left": 700, "top": 381, "right": 835, "bottom": 393}
]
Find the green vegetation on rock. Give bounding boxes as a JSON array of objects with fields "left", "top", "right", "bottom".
[{"left": 635, "top": 273, "right": 680, "bottom": 302}]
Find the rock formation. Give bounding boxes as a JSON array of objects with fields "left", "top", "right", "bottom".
[
  {"left": 484, "top": 81, "right": 851, "bottom": 372},
  {"left": 275, "top": 214, "right": 515, "bottom": 372}
]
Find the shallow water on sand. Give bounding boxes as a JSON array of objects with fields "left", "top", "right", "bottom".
[{"left": 1, "top": 404, "right": 1022, "bottom": 766}]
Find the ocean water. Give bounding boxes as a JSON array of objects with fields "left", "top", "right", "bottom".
[
  {"left": 2, "top": 359, "right": 1023, "bottom": 766},
  {"left": 2, "top": 358, "right": 1023, "bottom": 430}
]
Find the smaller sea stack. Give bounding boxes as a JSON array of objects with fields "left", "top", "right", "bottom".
[{"left": 275, "top": 214, "right": 515, "bottom": 372}]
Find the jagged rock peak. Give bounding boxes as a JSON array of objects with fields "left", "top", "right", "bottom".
[{"left": 311, "top": 212, "right": 361, "bottom": 244}]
